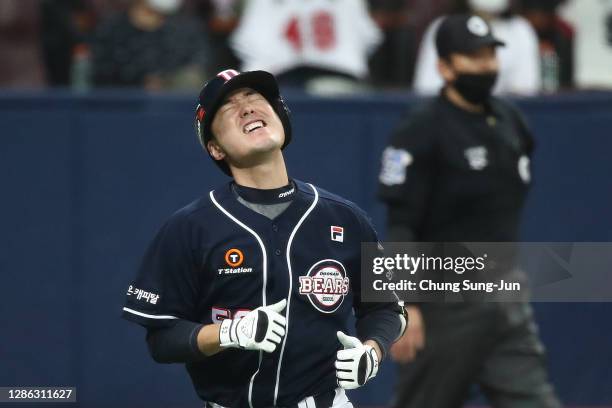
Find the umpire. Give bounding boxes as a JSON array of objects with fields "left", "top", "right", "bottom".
[{"left": 378, "top": 14, "right": 561, "bottom": 408}]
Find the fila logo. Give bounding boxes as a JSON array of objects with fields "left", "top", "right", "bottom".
[{"left": 331, "top": 226, "right": 344, "bottom": 242}]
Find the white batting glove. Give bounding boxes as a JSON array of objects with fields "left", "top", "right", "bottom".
[
  {"left": 335, "top": 331, "right": 379, "bottom": 389},
  {"left": 219, "top": 299, "right": 287, "bottom": 353}
]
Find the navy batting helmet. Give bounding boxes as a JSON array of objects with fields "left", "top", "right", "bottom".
[{"left": 194, "top": 69, "right": 292, "bottom": 176}]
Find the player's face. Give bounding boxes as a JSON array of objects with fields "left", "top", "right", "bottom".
[
  {"left": 209, "top": 88, "right": 285, "bottom": 166},
  {"left": 440, "top": 46, "right": 499, "bottom": 80}
]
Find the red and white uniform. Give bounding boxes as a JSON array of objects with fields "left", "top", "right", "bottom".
[
  {"left": 561, "top": 0, "right": 612, "bottom": 88},
  {"left": 231, "top": 0, "right": 381, "bottom": 78}
]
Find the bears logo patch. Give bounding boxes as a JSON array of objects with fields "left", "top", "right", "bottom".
[{"left": 299, "top": 259, "right": 350, "bottom": 314}]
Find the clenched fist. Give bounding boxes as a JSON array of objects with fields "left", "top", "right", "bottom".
[
  {"left": 335, "top": 331, "right": 379, "bottom": 389},
  {"left": 219, "top": 299, "right": 287, "bottom": 353}
]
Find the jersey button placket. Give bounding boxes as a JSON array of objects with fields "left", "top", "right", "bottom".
[{"left": 272, "top": 224, "right": 281, "bottom": 255}]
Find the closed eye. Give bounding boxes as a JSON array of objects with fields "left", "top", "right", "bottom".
[
  {"left": 245, "top": 91, "right": 264, "bottom": 101},
  {"left": 219, "top": 101, "right": 237, "bottom": 115}
]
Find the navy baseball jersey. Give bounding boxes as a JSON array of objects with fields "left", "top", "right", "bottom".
[{"left": 122, "top": 179, "right": 393, "bottom": 407}]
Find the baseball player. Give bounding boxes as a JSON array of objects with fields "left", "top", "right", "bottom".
[{"left": 122, "top": 69, "right": 405, "bottom": 408}]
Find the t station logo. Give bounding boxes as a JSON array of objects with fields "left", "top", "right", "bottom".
[
  {"left": 218, "top": 248, "right": 253, "bottom": 275},
  {"left": 299, "top": 259, "right": 350, "bottom": 313}
]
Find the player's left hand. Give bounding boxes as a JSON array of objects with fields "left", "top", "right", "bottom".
[{"left": 335, "top": 331, "right": 379, "bottom": 389}]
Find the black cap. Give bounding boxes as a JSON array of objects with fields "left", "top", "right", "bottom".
[
  {"left": 435, "top": 14, "right": 505, "bottom": 58},
  {"left": 194, "top": 69, "right": 292, "bottom": 176}
]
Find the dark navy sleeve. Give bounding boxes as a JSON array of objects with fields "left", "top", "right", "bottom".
[
  {"left": 508, "top": 102, "right": 535, "bottom": 156},
  {"left": 146, "top": 320, "right": 206, "bottom": 363},
  {"left": 378, "top": 116, "right": 436, "bottom": 240},
  {"left": 122, "top": 213, "right": 202, "bottom": 329},
  {"left": 352, "top": 208, "right": 403, "bottom": 359}
]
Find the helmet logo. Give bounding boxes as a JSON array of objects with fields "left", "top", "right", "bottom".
[
  {"left": 196, "top": 105, "right": 206, "bottom": 122},
  {"left": 217, "top": 69, "right": 239, "bottom": 82}
]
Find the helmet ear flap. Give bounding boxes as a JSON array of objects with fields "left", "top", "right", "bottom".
[
  {"left": 278, "top": 95, "right": 291, "bottom": 117},
  {"left": 194, "top": 108, "right": 232, "bottom": 176},
  {"left": 275, "top": 96, "right": 292, "bottom": 149},
  {"left": 194, "top": 104, "right": 205, "bottom": 148}
]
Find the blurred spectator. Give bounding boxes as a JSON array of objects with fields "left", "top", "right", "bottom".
[
  {"left": 0, "top": 0, "right": 44, "bottom": 88},
  {"left": 559, "top": 0, "right": 612, "bottom": 89},
  {"left": 413, "top": 0, "right": 542, "bottom": 95},
  {"left": 368, "top": 0, "right": 418, "bottom": 88},
  {"left": 39, "top": 0, "right": 96, "bottom": 87},
  {"left": 195, "top": 0, "right": 242, "bottom": 74},
  {"left": 521, "top": 0, "right": 574, "bottom": 92},
  {"left": 230, "top": 0, "right": 382, "bottom": 95},
  {"left": 368, "top": 0, "right": 449, "bottom": 88},
  {"left": 91, "top": 0, "right": 210, "bottom": 90}
]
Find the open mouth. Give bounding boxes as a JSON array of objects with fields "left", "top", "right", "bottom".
[{"left": 243, "top": 120, "right": 267, "bottom": 134}]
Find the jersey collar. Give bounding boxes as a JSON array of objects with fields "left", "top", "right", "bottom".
[
  {"left": 232, "top": 180, "right": 296, "bottom": 204},
  {"left": 211, "top": 179, "right": 316, "bottom": 227}
]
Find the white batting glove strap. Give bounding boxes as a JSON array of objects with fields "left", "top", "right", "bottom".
[
  {"left": 219, "top": 299, "right": 287, "bottom": 353},
  {"left": 335, "top": 331, "right": 380, "bottom": 390},
  {"left": 397, "top": 303, "right": 408, "bottom": 340}
]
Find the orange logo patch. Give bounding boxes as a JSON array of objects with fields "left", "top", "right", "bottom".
[{"left": 224, "top": 248, "right": 244, "bottom": 267}]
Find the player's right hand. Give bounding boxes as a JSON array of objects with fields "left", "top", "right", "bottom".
[{"left": 219, "top": 299, "right": 287, "bottom": 353}]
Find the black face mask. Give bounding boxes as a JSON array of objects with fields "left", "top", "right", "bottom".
[{"left": 452, "top": 72, "right": 498, "bottom": 105}]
